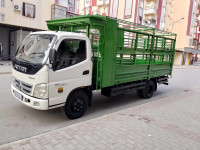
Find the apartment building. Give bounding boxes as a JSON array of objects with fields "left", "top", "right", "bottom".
[
  {"left": 171, "top": 0, "right": 200, "bottom": 65},
  {"left": 78, "top": 0, "right": 110, "bottom": 16},
  {"left": 78, "top": 0, "right": 200, "bottom": 65},
  {"left": 0, "top": 0, "right": 77, "bottom": 60},
  {"left": 0, "top": 0, "right": 54, "bottom": 59},
  {"left": 53, "top": 0, "right": 78, "bottom": 19}
]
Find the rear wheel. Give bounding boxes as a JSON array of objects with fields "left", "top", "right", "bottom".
[
  {"left": 64, "top": 90, "right": 89, "bottom": 119},
  {"left": 141, "top": 80, "right": 155, "bottom": 99}
]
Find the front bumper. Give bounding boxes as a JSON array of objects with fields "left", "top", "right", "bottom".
[{"left": 11, "top": 85, "right": 49, "bottom": 110}]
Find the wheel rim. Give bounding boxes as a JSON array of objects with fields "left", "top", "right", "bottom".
[{"left": 71, "top": 99, "right": 84, "bottom": 112}]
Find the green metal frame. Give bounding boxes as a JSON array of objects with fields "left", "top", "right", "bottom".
[{"left": 47, "top": 15, "right": 177, "bottom": 90}]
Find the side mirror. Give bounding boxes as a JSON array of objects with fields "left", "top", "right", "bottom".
[{"left": 49, "top": 49, "right": 56, "bottom": 71}]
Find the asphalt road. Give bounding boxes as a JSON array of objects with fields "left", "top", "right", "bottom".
[{"left": 1, "top": 68, "right": 200, "bottom": 145}]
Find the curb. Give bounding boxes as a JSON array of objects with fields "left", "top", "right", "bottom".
[{"left": 0, "top": 72, "right": 11, "bottom": 75}]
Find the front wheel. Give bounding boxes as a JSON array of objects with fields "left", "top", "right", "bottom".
[{"left": 64, "top": 90, "right": 89, "bottom": 119}]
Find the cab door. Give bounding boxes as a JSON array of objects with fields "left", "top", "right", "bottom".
[{"left": 48, "top": 36, "right": 92, "bottom": 107}]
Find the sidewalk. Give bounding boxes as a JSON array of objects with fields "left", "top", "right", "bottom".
[
  {"left": 173, "top": 65, "right": 200, "bottom": 69},
  {"left": 0, "top": 61, "right": 12, "bottom": 74},
  {"left": 1, "top": 87, "right": 200, "bottom": 150}
]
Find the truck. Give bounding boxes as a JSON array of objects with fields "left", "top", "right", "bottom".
[{"left": 11, "top": 15, "right": 176, "bottom": 119}]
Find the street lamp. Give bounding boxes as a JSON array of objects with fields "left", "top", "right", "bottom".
[{"left": 171, "top": 17, "right": 185, "bottom": 32}]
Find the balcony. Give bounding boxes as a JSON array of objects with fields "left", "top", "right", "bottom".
[
  {"left": 146, "top": 1, "right": 156, "bottom": 6},
  {"left": 144, "top": 7, "right": 157, "bottom": 15},
  {"left": 167, "top": 0, "right": 174, "bottom": 4},
  {"left": 92, "top": 7, "right": 100, "bottom": 15},
  {"left": 97, "top": 0, "right": 109, "bottom": 6},
  {"left": 85, "top": 0, "right": 91, "bottom": 7},
  {"left": 92, "top": 10, "right": 100, "bottom": 15},
  {"left": 144, "top": 1, "right": 157, "bottom": 15},
  {"left": 51, "top": 4, "right": 77, "bottom": 20}
]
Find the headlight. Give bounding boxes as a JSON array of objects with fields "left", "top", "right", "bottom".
[{"left": 33, "top": 84, "right": 47, "bottom": 99}]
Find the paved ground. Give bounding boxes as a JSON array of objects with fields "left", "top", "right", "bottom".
[
  {"left": 0, "top": 61, "right": 12, "bottom": 74},
  {"left": 1, "top": 68, "right": 200, "bottom": 145},
  {"left": 1, "top": 87, "right": 200, "bottom": 150},
  {"left": 1, "top": 62, "right": 200, "bottom": 148}
]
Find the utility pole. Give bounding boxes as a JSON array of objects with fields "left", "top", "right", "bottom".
[{"left": 171, "top": 17, "right": 185, "bottom": 32}]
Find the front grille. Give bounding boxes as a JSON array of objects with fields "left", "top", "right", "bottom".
[{"left": 13, "top": 78, "right": 33, "bottom": 95}]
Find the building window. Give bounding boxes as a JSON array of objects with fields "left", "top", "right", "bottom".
[
  {"left": 112, "top": 0, "right": 119, "bottom": 18},
  {"left": 160, "top": 21, "right": 165, "bottom": 30},
  {"left": 22, "top": 2, "right": 36, "bottom": 18},
  {"left": 159, "top": 0, "right": 167, "bottom": 30},
  {"left": 0, "top": 0, "right": 5, "bottom": 7},
  {"left": 85, "top": 7, "right": 90, "bottom": 15},
  {"left": 55, "top": 39, "right": 86, "bottom": 70},
  {"left": 68, "top": 0, "right": 75, "bottom": 12},
  {"left": 0, "top": 13, "right": 5, "bottom": 22},
  {"left": 138, "top": 0, "right": 144, "bottom": 24},
  {"left": 85, "top": 0, "right": 90, "bottom": 7},
  {"left": 190, "top": 0, "right": 196, "bottom": 35},
  {"left": 52, "top": 4, "right": 67, "bottom": 19},
  {"left": 124, "top": 0, "right": 133, "bottom": 19}
]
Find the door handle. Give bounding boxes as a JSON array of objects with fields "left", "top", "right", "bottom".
[{"left": 83, "top": 70, "right": 89, "bottom": 75}]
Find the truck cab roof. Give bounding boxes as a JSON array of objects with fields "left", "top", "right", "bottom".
[{"left": 30, "top": 31, "right": 88, "bottom": 39}]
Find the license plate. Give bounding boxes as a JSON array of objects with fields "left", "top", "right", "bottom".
[{"left": 14, "top": 90, "right": 23, "bottom": 101}]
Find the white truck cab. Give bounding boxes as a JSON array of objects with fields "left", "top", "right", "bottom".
[{"left": 11, "top": 31, "right": 93, "bottom": 119}]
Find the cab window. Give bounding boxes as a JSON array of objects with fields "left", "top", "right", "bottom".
[{"left": 55, "top": 39, "right": 86, "bottom": 70}]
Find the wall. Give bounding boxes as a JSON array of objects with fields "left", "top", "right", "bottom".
[
  {"left": 110, "top": 0, "right": 137, "bottom": 22},
  {"left": 174, "top": 51, "right": 183, "bottom": 65},
  {"left": 0, "top": 27, "right": 9, "bottom": 58},
  {"left": 172, "top": 0, "right": 191, "bottom": 51},
  {"left": 0, "top": 0, "right": 55, "bottom": 30}
]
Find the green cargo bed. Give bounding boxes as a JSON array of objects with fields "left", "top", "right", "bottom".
[{"left": 47, "top": 15, "right": 176, "bottom": 90}]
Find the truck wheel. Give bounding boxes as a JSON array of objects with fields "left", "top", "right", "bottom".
[
  {"left": 137, "top": 89, "right": 143, "bottom": 98},
  {"left": 64, "top": 90, "right": 89, "bottom": 119},
  {"left": 142, "top": 80, "right": 155, "bottom": 99}
]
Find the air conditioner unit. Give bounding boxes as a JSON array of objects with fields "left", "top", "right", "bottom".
[
  {"left": 14, "top": 5, "right": 21, "bottom": 11},
  {"left": 151, "top": 18, "right": 157, "bottom": 25},
  {"left": 144, "top": 18, "right": 157, "bottom": 25},
  {"left": 144, "top": 18, "right": 151, "bottom": 25}
]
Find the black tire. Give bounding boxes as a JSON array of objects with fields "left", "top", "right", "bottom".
[
  {"left": 64, "top": 90, "right": 89, "bottom": 119},
  {"left": 141, "top": 80, "right": 155, "bottom": 99},
  {"left": 137, "top": 89, "right": 143, "bottom": 98}
]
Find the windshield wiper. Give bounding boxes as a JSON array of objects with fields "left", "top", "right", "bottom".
[
  {"left": 18, "top": 58, "right": 31, "bottom": 63},
  {"left": 28, "top": 53, "right": 45, "bottom": 58}
]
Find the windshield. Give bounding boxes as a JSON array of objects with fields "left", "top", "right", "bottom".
[{"left": 15, "top": 34, "right": 56, "bottom": 64}]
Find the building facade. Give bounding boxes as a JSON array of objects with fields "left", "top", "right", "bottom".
[
  {"left": 78, "top": 0, "right": 110, "bottom": 16},
  {"left": 78, "top": 0, "right": 200, "bottom": 65},
  {"left": 0, "top": 0, "right": 77, "bottom": 60},
  {"left": 1, "top": 0, "right": 200, "bottom": 65},
  {"left": 171, "top": 0, "right": 200, "bottom": 65}
]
